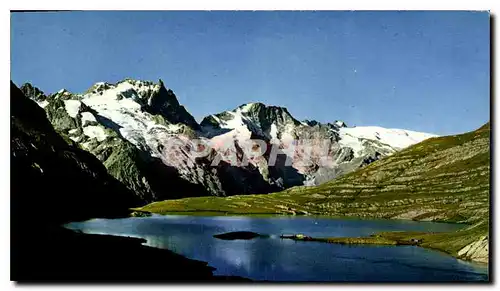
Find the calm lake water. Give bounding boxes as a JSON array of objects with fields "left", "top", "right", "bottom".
[{"left": 65, "top": 215, "right": 488, "bottom": 282}]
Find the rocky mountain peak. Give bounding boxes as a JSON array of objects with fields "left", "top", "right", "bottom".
[
  {"left": 303, "top": 119, "right": 320, "bottom": 127},
  {"left": 146, "top": 79, "right": 200, "bottom": 130},
  {"left": 20, "top": 83, "right": 47, "bottom": 102},
  {"left": 303, "top": 119, "right": 347, "bottom": 129},
  {"left": 201, "top": 102, "right": 301, "bottom": 136},
  {"left": 239, "top": 102, "right": 300, "bottom": 126},
  {"left": 334, "top": 120, "right": 347, "bottom": 128},
  {"left": 85, "top": 82, "right": 115, "bottom": 95}
]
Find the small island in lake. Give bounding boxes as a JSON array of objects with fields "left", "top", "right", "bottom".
[{"left": 214, "top": 231, "right": 269, "bottom": 240}]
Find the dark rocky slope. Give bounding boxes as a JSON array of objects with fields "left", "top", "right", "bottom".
[
  {"left": 12, "top": 82, "right": 141, "bottom": 224},
  {"left": 10, "top": 81, "right": 245, "bottom": 282}
]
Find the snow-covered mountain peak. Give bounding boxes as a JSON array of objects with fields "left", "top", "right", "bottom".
[
  {"left": 84, "top": 79, "right": 162, "bottom": 105},
  {"left": 80, "top": 78, "right": 200, "bottom": 130},
  {"left": 200, "top": 102, "right": 438, "bottom": 171},
  {"left": 85, "top": 82, "right": 115, "bottom": 95},
  {"left": 119, "top": 79, "right": 162, "bottom": 103},
  {"left": 237, "top": 102, "right": 264, "bottom": 112},
  {"left": 334, "top": 120, "right": 347, "bottom": 128},
  {"left": 53, "top": 89, "right": 73, "bottom": 99},
  {"left": 201, "top": 102, "right": 301, "bottom": 135}
]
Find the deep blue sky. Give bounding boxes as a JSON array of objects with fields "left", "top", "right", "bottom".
[{"left": 11, "top": 11, "right": 490, "bottom": 135}]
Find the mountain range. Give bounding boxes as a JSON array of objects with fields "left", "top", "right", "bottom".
[{"left": 20, "top": 79, "right": 436, "bottom": 204}]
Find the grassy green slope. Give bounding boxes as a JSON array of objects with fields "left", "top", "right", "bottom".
[{"left": 138, "top": 123, "right": 490, "bottom": 224}]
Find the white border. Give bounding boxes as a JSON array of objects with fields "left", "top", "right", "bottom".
[
  {"left": 4, "top": 1, "right": 497, "bottom": 11},
  {"left": 2, "top": 1, "right": 498, "bottom": 290}
]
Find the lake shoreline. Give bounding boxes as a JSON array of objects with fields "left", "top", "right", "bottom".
[
  {"left": 130, "top": 208, "right": 470, "bottom": 225},
  {"left": 133, "top": 209, "right": 488, "bottom": 265},
  {"left": 278, "top": 232, "right": 489, "bottom": 266}
]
